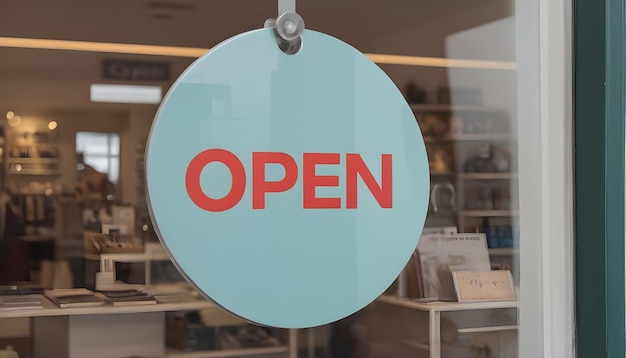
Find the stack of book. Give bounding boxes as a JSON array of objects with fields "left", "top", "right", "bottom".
[
  {"left": 0, "top": 295, "right": 43, "bottom": 311},
  {"left": 144, "top": 283, "right": 200, "bottom": 303},
  {"left": 99, "top": 290, "right": 157, "bottom": 306},
  {"left": 44, "top": 288, "right": 106, "bottom": 308}
]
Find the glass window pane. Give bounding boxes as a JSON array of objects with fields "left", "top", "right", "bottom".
[
  {"left": 109, "top": 156, "right": 120, "bottom": 183},
  {"left": 77, "top": 132, "right": 120, "bottom": 183},
  {"left": 76, "top": 131, "right": 109, "bottom": 155},
  {"left": 110, "top": 134, "right": 120, "bottom": 156},
  {"left": 0, "top": 1, "right": 562, "bottom": 357}
]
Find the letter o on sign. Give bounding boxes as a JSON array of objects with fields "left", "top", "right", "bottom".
[
  {"left": 186, "top": 149, "right": 246, "bottom": 212},
  {"left": 146, "top": 28, "right": 430, "bottom": 328}
]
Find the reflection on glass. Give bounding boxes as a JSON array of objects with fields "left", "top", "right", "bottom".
[
  {"left": 76, "top": 131, "right": 120, "bottom": 183},
  {"left": 0, "top": 2, "right": 524, "bottom": 358},
  {"left": 366, "top": 16, "right": 519, "bottom": 358}
]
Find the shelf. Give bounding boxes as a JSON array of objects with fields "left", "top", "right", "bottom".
[
  {"left": 489, "top": 248, "right": 517, "bottom": 255},
  {"left": 8, "top": 138, "right": 58, "bottom": 144},
  {"left": 423, "top": 134, "right": 514, "bottom": 143},
  {"left": 461, "top": 210, "right": 518, "bottom": 217},
  {"left": 98, "top": 251, "right": 171, "bottom": 262},
  {"left": 430, "top": 171, "right": 456, "bottom": 176},
  {"left": 410, "top": 104, "right": 498, "bottom": 112},
  {"left": 0, "top": 295, "right": 214, "bottom": 319},
  {"left": 7, "top": 157, "right": 59, "bottom": 163},
  {"left": 166, "top": 346, "right": 288, "bottom": 358},
  {"left": 401, "top": 340, "right": 429, "bottom": 351},
  {"left": 7, "top": 170, "right": 61, "bottom": 176},
  {"left": 459, "top": 173, "right": 517, "bottom": 180},
  {"left": 377, "top": 295, "right": 518, "bottom": 312},
  {"left": 87, "top": 243, "right": 171, "bottom": 262},
  {"left": 457, "top": 325, "right": 518, "bottom": 334},
  {"left": 453, "top": 134, "right": 515, "bottom": 141}
]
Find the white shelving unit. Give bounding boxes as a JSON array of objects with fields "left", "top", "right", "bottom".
[
  {"left": 377, "top": 294, "right": 517, "bottom": 311},
  {"left": 0, "top": 296, "right": 297, "bottom": 358},
  {"left": 415, "top": 105, "right": 518, "bottom": 258},
  {"left": 3, "top": 242, "right": 298, "bottom": 358},
  {"left": 4, "top": 124, "right": 61, "bottom": 179},
  {"left": 460, "top": 210, "right": 519, "bottom": 217},
  {"left": 374, "top": 295, "right": 518, "bottom": 358},
  {"left": 400, "top": 104, "right": 520, "bottom": 358},
  {"left": 458, "top": 172, "right": 517, "bottom": 180}
]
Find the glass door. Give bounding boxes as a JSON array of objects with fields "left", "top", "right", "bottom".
[{"left": 0, "top": 1, "right": 575, "bottom": 357}]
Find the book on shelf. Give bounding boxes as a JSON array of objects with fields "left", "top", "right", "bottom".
[
  {"left": 99, "top": 289, "right": 147, "bottom": 298},
  {"left": 404, "top": 251, "right": 424, "bottom": 299},
  {"left": 99, "top": 289, "right": 157, "bottom": 306},
  {"left": 44, "top": 288, "right": 106, "bottom": 308},
  {"left": 0, "top": 283, "right": 44, "bottom": 296},
  {"left": 143, "top": 283, "right": 201, "bottom": 303},
  {"left": 412, "top": 233, "right": 491, "bottom": 301},
  {"left": 0, "top": 295, "right": 44, "bottom": 311}
]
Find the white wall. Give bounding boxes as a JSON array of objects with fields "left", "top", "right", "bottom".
[
  {"left": 358, "top": 0, "right": 512, "bottom": 98},
  {"left": 445, "top": 17, "right": 517, "bottom": 113},
  {"left": 120, "top": 108, "right": 156, "bottom": 205}
]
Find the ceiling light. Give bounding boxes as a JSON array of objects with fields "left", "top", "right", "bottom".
[
  {"left": 6, "top": 111, "right": 14, "bottom": 120},
  {"left": 48, "top": 121, "right": 58, "bottom": 130},
  {"left": 365, "top": 53, "right": 517, "bottom": 70},
  {"left": 90, "top": 84, "right": 162, "bottom": 104},
  {"left": 0, "top": 36, "right": 516, "bottom": 70},
  {"left": 0, "top": 37, "right": 206, "bottom": 57}
]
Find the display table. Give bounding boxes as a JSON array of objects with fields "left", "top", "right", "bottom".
[
  {"left": 373, "top": 295, "right": 518, "bottom": 358},
  {"left": 0, "top": 297, "right": 296, "bottom": 358},
  {"left": 0, "top": 295, "right": 213, "bottom": 319}
]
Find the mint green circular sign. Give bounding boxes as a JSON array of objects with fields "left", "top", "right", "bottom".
[{"left": 146, "top": 28, "right": 429, "bottom": 328}]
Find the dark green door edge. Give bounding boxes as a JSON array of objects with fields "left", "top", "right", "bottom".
[
  {"left": 575, "top": 0, "right": 625, "bottom": 356},
  {"left": 604, "top": 0, "right": 626, "bottom": 355}
]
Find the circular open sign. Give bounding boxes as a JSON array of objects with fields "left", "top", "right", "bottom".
[{"left": 146, "top": 28, "right": 429, "bottom": 328}]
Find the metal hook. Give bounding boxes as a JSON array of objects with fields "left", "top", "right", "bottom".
[
  {"left": 278, "top": 0, "right": 295, "bottom": 14},
  {"left": 265, "top": 0, "right": 305, "bottom": 54}
]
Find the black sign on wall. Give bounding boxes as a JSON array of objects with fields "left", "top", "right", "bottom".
[{"left": 102, "top": 59, "right": 171, "bottom": 81}]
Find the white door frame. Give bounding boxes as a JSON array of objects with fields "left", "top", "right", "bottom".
[{"left": 516, "top": 0, "right": 574, "bottom": 356}]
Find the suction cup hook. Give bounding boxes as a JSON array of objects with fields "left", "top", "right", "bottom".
[{"left": 265, "top": 0, "right": 305, "bottom": 54}]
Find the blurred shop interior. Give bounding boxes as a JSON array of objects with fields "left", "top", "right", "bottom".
[{"left": 0, "top": 0, "right": 519, "bottom": 358}]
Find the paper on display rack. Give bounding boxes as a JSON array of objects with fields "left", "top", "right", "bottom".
[{"left": 416, "top": 233, "right": 491, "bottom": 300}]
